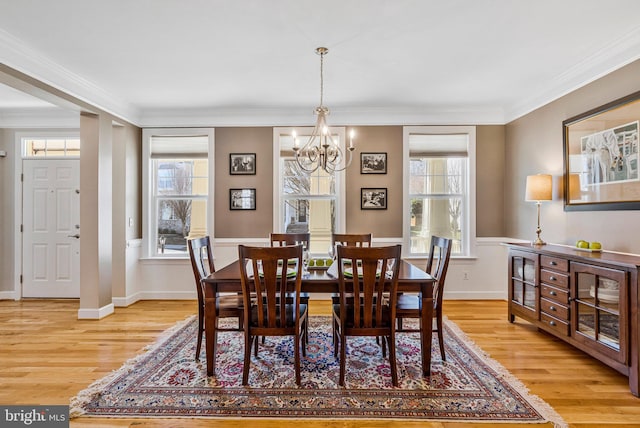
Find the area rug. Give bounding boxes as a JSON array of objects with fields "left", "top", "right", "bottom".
[{"left": 70, "top": 316, "right": 566, "bottom": 426}]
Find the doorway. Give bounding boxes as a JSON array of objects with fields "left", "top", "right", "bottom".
[{"left": 21, "top": 158, "right": 80, "bottom": 298}]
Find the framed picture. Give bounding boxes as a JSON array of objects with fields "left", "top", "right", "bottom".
[
  {"left": 361, "top": 188, "right": 387, "bottom": 210},
  {"left": 360, "top": 152, "right": 387, "bottom": 174},
  {"left": 229, "top": 153, "right": 256, "bottom": 175},
  {"left": 563, "top": 90, "right": 640, "bottom": 211},
  {"left": 229, "top": 188, "right": 256, "bottom": 210}
]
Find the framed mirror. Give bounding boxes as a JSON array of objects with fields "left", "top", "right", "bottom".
[{"left": 563, "top": 90, "right": 640, "bottom": 211}]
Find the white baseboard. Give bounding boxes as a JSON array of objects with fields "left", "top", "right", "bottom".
[
  {"left": 77, "top": 303, "right": 115, "bottom": 320},
  {"left": 0, "top": 290, "right": 19, "bottom": 300}
]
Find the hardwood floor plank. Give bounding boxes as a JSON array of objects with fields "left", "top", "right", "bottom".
[{"left": 0, "top": 298, "right": 638, "bottom": 427}]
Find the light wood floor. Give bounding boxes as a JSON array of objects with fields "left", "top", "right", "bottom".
[{"left": 1, "top": 299, "right": 639, "bottom": 428}]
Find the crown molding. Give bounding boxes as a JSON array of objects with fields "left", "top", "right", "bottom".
[
  {"left": 138, "top": 105, "right": 507, "bottom": 128},
  {"left": 0, "top": 28, "right": 141, "bottom": 124},
  {"left": 505, "top": 26, "right": 640, "bottom": 123}
]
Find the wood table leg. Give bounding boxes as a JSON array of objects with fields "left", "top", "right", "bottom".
[{"left": 204, "top": 289, "right": 217, "bottom": 377}]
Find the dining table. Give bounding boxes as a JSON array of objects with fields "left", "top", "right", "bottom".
[{"left": 202, "top": 258, "right": 435, "bottom": 378}]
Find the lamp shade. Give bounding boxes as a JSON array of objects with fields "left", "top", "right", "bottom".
[{"left": 525, "top": 174, "right": 552, "bottom": 201}]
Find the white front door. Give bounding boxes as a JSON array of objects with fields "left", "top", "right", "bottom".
[{"left": 22, "top": 159, "right": 80, "bottom": 298}]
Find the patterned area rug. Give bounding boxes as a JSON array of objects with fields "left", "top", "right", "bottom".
[{"left": 71, "top": 316, "right": 566, "bottom": 426}]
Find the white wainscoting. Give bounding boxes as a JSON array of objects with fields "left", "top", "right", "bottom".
[{"left": 127, "top": 237, "right": 513, "bottom": 305}]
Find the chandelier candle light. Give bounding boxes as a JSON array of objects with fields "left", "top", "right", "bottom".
[
  {"left": 292, "top": 47, "right": 355, "bottom": 174},
  {"left": 525, "top": 174, "right": 553, "bottom": 245}
]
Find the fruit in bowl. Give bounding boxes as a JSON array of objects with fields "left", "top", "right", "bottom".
[
  {"left": 316, "top": 258, "right": 325, "bottom": 267},
  {"left": 589, "top": 241, "right": 602, "bottom": 250},
  {"left": 576, "top": 240, "right": 589, "bottom": 249}
]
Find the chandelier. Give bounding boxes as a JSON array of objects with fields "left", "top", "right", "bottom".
[{"left": 292, "top": 47, "right": 355, "bottom": 174}]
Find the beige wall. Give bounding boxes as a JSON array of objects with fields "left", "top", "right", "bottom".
[
  {"left": 215, "top": 127, "right": 274, "bottom": 238},
  {"left": 0, "top": 129, "right": 14, "bottom": 293},
  {"left": 505, "top": 59, "right": 640, "bottom": 254},
  {"left": 211, "top": 124, "right": 506, "bottom": 240},
  {"left": 476, "top": 125, "right": 506, "bottom": 237}
]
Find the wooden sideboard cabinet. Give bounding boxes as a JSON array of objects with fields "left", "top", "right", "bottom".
[{"left": 506, "top": 243, "right": 640, "bottom": 396}]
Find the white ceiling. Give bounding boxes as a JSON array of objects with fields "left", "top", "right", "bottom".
[{"left": 1, "top": 0, "right": 640, "bottom": 127}]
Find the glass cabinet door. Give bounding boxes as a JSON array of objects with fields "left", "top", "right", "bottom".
[
  {"left": 571, "top": 262, "right": 627, "bottom": 364},
  {"left": 509, "top": 250, "right": 538, "bottom": 319}
]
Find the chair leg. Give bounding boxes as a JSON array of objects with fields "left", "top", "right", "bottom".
[
  {"left": 294, "top": 334, "right": 301, "bottom": 386},
  {"left": 302, "top": 318, "right": 308, "bottom": 357},
  {"left": 254, "top": 334, "right": 259, "bottom": 357},
  {"left": 388, "top": 333, "right": 398, "bottom": 387},
  {"left": 339, "top": 334, "right": 347, "bottom": 386},
  {"left": 333, "top": 318, "right": 339, "bottom": 358},
  {"left": 381, "top": 336, "right": 387, "bottom": 358},
  {"left": 436, "top": 315, "right": 446, "bottom": 361},
  {"left": 195, "top": 311, "right": 204, "bottom": 361},
  {"left": 242, "top": 333, "right": 254, "bottom": 385}
]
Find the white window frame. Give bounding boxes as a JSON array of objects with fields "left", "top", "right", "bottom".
[
  {"left": 402, "top": 126, "right": 476, "bottom": 258},
  {"left": 272, "top": 127, "right": 346, "bottom": 251},
  {"left": 142, "top": 128, "right": 215, "bottom": 259}
]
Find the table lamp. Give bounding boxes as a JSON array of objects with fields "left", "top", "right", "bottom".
[{"left": 525, "top": 174, "right": 552, "bottom": 245}]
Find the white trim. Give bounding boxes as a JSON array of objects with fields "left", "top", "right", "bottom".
[
  {"left": 12, "top": 130, "right": 81, "bottom": 300},
  {"left": 0, "top": 290, "right": 19, "bottom": 301},
  {"left": 0, "top": 28, "right": 140, "bottom": 125},
  {"left": 141, "top": 128, "right": 215, "bottom": 258},
  {"left": 77, "top": 303, "right": 115, "bottom": 320},
  {"left": 505, "top": 26, "right": 640, "bottom": 122},
  {"left": 402, "top": 126, "right": 477, "bottom": 258}
]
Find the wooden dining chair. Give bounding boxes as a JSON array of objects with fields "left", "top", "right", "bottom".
[
  {"left": 187, "top": 236, "right": 243, "bottom": 364},
  {"left": 332, "top": 244, "right": 402, "bottom": 387},
  {"left": 270, "top": 232, "right": 310, "bottom": 248},
  {"left": 396, "top": 235, "right": 452, "bottom": 364},
  {"left": 238, "top": 244, "right": 309, "bottom": 386}
]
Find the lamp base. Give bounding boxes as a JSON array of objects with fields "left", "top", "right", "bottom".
[{"left": 532, "top": 237, "right": 546, "bottom": 246}]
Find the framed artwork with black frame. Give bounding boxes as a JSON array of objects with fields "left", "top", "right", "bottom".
[
  {"left": 361, "top": 187, "right": 387, "bottom": 210},
  {"left": 360, "top": 152, "right": 387, "bottom": 174},
  {"left": 229, "top": 188, "right": 256, "bottom": 210},
  {"left": 563, "top": 90, "right": 640, "bottom": 211},
  {"left": 229, "top": 153, "right": 256, "bottom": 175}
]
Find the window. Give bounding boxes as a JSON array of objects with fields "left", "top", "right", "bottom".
[
  {"left": 142, "top": 128, "right": 214, "bottom": 257},
  {"left": 273, "top": 127, "right": 346, "bottom": 254},
  {"left": 403, "top": 126, "right": 476, "bottom": 257},
  {"left": 22, "top": 135, "right": 80, "bottom": 158}
]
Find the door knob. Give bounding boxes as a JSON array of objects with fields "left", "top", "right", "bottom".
[{"left": 67, "top": 234, "right": 80, "bottom": 239}]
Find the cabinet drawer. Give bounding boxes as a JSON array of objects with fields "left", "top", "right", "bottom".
[
  {"left": 540, "top": 297, "right": 569, "bottom": 320},
  {"left": 540, "top": 284, "right": 569, "bottom": 304},
  {"left": 540, "top": 255, "right": 568, "bottom": 272},
  {"left": 541, "top": 312, "right": 570, "bottom": 336},
  {"left": 540, "top": 269, "right": 569, "bottom": 289}
]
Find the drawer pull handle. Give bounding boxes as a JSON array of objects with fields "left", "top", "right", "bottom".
[
  {"left": 549, "top": 276, "right": 557, "bottom": 281},
  {"left": 549, "top": 320, "right": 556, "bottom": 326},
  {"left": 549, "top": 290, "right": 557, "bottom": 296},
  {"left": 549, "top": 305, "right": 556, "bottom": 311},
  {"left": 550, "top": 261, "right": 557, "bottom": 266}
]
